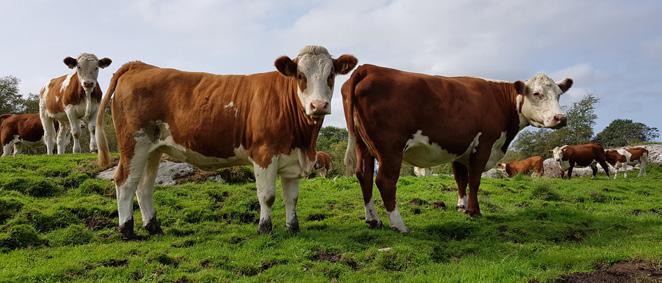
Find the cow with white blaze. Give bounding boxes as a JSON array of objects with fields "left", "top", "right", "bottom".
[
  {"left": 39, "top": 53, "right": 112, "bottom": 154},
  {"left": 343, "top": 65, "right": 572, "bottom": 232},
  {"left": 96, "top": 46, "right": 357, "bottom": 239}
]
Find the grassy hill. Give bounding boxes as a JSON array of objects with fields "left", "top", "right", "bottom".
[{"left": 1, "top": 154, "right": 661, "bottom": 282}]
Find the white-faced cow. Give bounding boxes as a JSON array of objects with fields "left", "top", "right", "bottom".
[
  {"left": 0, "top": 113, "right": 46, "bottom": 156},
  {"left": 313, "top": 151, "right": 332, "bottom": 178},
  {"left": 96, "top": 46, "right": 357, "bottom": 239},
  {"left": 39, "top": 53, "right": 112, "bottom": 154},
  {"left": 343, "top": 65, "right": 572, "bottom": 232},
  {"left": 605, "top": 147, "right": 648, "bottom": 179},
  {"left": 552, "top": 143, "right": 610, "bottom": 179}
]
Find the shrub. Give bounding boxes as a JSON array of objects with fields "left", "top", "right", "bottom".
[
  {"left": 47, "top": 224, "right": 94, "bottom": 246},
  {"left": 0, "top": 224, "right": 44, "bottom": 250}
]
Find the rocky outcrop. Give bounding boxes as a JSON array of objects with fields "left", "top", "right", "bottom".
[{"left": 97, "top": 161, "right": 197, "bottom": 186}]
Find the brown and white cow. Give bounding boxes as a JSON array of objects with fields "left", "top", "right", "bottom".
[
  {"left": 605, "top": 147, "right": 648, "bottom": 179},
  {"left": 497, "top": 156, "right": 544, "bottom": 177},
  {"left": 343, "top": 64, "right": 571, "bottom": 232},
  {"left": 96, "top": 46, "right": 357, "bottom": 239},
  {"left": 39, "top": 53, "right": 112, "bottom": 154},
  {"left": 552, "top": 143, "right": 610, "bottom": 179},
  {"left": 313, "top": 151, "right": 332, "bottom": 178},
  {"left": 0, "top": 113, "right": 46, "bottom": 156}
]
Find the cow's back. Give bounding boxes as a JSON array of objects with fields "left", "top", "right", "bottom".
[
  {"left": 565, "top": 143, "right": 606, "bottom": 166},
  {"left": 626, "top": 147, "right": 648, "bottom": 161},
  {"left": 0, "top": 114, "right": 43, "bottom": 144}
]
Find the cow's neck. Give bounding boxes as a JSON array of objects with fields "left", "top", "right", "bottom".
[
  {"left": 282, "top": 76, "right": 322, "bottom": 152},
  {"left": 493, "top": 82, "right": 527, "bottom": 152}
]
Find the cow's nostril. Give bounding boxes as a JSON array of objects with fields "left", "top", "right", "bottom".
[{"left": 83, "top": 82, "right": 94, "bottom": 88}]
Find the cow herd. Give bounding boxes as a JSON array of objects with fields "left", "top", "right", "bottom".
[{"left": 0, "top": 45, "right": 648, "bottom": 238}]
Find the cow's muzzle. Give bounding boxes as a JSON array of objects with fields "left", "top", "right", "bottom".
[{"left": 550, "top": 114, "right": 567, "bottom": 129}]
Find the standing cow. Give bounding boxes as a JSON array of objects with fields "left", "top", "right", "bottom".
[
  {"left": 313, "top": 151, "right": 332, "bottom": 178},
  {"left": 497, "top": 156, "right": 544, "bottom": 177},
  {"left": 0, "top": 113, "right": 46, "bottom": 156},
  {"left": 413, "top": 167, "right": 432, "bottom": 177},
  {"left": 605, "top": 147, "right": 648, "bottom": 179},
  {"left": 96, "top": 46, "right": 357, "bottom": 239},
  {"left": 343, "top": 64, "right": 571, "bottom": 232},
  {"left": 552, "top": 143, "right": 610, "bottom": 179},
  {"left": 39, "top": 53, "right": 112, "bottom": 154}
]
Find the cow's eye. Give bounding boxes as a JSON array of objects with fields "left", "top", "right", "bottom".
[{"left": 297, "top": 73, "right": 304, "bottom": 80}]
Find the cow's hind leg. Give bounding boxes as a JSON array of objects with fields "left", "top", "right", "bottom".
[
  {"left": 64, "top": 107, "right": 82, "bottom": 153},
  {"left": 452, "top": 161, "right": 469, "bottom": 212},
  {"left": 591, "top": 163, "right": 598, "bottom": 179},
  {"left": 281, "top": 177, "right": 300, "bottom": 233},
  {"left": 375, "top": 156, "right": 408, "bottom": 233},
  {"left": 254, "top": 161, "right": 278, "bottom": 234},
  {"left": 40, "top": 115, "right": 56, "bottom": 155},
  {"left": 598, "top": 160, "right": 610, "bottom": 179},
  {"left": 136, "top": 151, "right": 162, "bottom": 235},
  {"left": 356, "top": 148, "right": 380, "bottom": 228},
  {"left": 56, "top": 122, "right": 71, "bottom": 154},
  {"left": 114, "top": 133, "right": 152, "bottom": 240}
]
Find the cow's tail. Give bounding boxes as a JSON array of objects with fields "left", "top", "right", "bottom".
[
  {"left": 96, "top": 63, "right": 132, "bottom": 168},
  {"left": 342, "top": 66, "right": 366, "bottom": 176}
]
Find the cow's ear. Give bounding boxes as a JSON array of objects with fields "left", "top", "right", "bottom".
[
  {"left": 274, "top": 56, "right": 297, "bottom": 77},
  {"left": 98, "top": 58, "right": 112, "bottom": 69},
  {"left": 557, "top": 78, "right": 573, "bottom": 94},
  {"left": 333, "top": 54, "right": 358, "bottom": 75},
  {"left": 63, "top": 57, "right": 77, "bottom": 69},
  {"left": 513, "top": 81, "right": 526, "bottom": 94}
]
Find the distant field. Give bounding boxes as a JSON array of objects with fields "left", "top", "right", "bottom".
[{"left": 1, "top": 154, "right": 661, "bottom": 282}]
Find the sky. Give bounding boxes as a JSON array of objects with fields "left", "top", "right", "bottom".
[{"left": 1, "top": 0, "right": 661, "bottom": 137}]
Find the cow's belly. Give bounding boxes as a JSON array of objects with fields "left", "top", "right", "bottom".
[
  {"left": 402, "top": 130, "right": 481, "bottom": 168},
  {"left": 159, "top": 143, "right": 251, "bottom": 171},
  {"left": 47, "top": 101, "right": 98, "bottom": 121}
]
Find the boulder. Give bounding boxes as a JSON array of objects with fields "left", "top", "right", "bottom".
[{"left": 97, "top": 161, "right": 196, "bottom": 186}]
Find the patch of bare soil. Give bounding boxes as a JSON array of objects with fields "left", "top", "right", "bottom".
[{"left": 554, "top": 260, "right": 662, "bottom": 283}]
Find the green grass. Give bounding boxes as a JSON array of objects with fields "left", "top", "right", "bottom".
[{"left": 1, "top": 154, "right": 661, "bottom": 282}]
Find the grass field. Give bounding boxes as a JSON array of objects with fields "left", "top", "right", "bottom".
[{"left": 1, "top": 154, "right": 661, "bottom": 282}]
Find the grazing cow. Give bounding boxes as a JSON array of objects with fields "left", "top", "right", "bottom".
[
  {"left": 605, "top": 147, "right": 648, "bottom": 178},
  {"left": 0, "top": 114, "right": 46, "bottom": 156},
  {"left": 313, "top": 151, "right": 332, "bottom": 178},
  {"left": 413, "top": 167, "right": 432, "bottom": 177},
  {"left": 96, "top": 46, "right": 357, "bottom": 239},
  {"left": 343, "top": 64, "right": 571, "bottom": 232},
  {"left": 497, "top": 156, "right": 544, "bottom": 177},
  {"left": 552, "top": 143, "right": 610, "bottom": 179},
  {"left": 39, "top": 53, "right": 112, "bottom": 154}
]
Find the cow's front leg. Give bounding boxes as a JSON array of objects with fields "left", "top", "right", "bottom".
[
  {"left": 253, "top": 161, "right": 278, "bottom": 234},
  {"left": 56, "top": 122, "right": 71, "bottom": 154},
  {"left": 281, "top": 177, "right": 300, "bottom": 233},
  {"left": 64, "top": 107, "right": 82, "bottom": 153}
]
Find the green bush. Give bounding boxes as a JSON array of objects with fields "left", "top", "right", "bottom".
[
  {"left": 0, "top": 224, "right": 44, "bottom": 250},
  {"left": 47, "top": 224, "right": 94, "bottom": 247}
]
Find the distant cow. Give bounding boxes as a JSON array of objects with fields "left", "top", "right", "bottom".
[
  {"left": 0, "top": 113, "right": 46, "bottom": 156},
  {"left": 39, "top": 53, "right": 112, "bottom": 154},
  {"left": 413, "top": 167, "right": 432, "bottom": 177},
  {"left": 96, "top": 46, "right": 357, "bottom": 239},
  {"left": 313, "top": 151, "right": 332, "bottom": 178},
  {"left": 497, "top": 156, "right": 544, "bottom": 177},
  {"left": 343, "top": 64, "right": 571, "bottom": 232},
  {"left": 605, "top": 147, "right": 648, "bottom": 179},
  {"left": 552, "top": 143, "right": 610, "bottom": 179}
]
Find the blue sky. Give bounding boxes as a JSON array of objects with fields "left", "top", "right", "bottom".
[{"left": 1, "top": 0, "right": 660, "bottom": 138}]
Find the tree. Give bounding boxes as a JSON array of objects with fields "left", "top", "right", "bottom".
[
  {"left": 594, "top": 119, "right": 659, "bottom": 147},
  {"left": 316, "top": 126, "right": 348, "bottom": 151},
  {"left": 0, "top": 76, "right": 26, "bottom": 114},
  {"left": 512, "top": 94, "right": 599, "bottom": 157},
  {"left": 21, "top": 93, "right": 40, "bottom": 114}
]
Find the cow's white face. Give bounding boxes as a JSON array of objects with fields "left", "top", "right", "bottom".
[
  {"left": 63, "top": 53, "right": 112, "bottom": 94},
  {"left": 275, "top": 46, "right": 357, "bottom": 119},
  {"left": 552, "top": 146, "right": 565, "bottom": 162},
  {"left": 515, "top": 73, "right": 572, "bottom": 129}
]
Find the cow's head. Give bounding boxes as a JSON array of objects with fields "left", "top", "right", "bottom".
[
  {"left": 514, "top": 73, "right": 572, "bottom": 129},
  {"left": 275, "top": 45, "right": 358, "bottom": 119},
  {"left": 63, "top": 53, "right": 112, "bottom": 94},
  {"left": 551, "top": 146, "right": 567, "bottom": 162}
]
